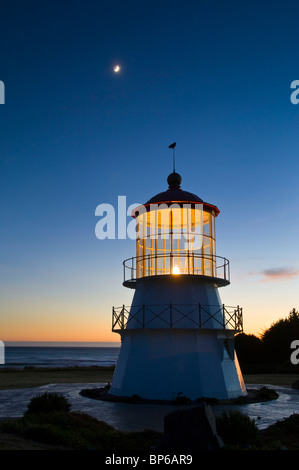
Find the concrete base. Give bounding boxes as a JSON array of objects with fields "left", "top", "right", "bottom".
[{"left": 110, "top": 328, "right": 247, "bottom": 401}]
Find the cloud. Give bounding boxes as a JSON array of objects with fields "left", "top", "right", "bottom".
[{"left": 259, "top": 267, "right": 299, "bottom": 282}]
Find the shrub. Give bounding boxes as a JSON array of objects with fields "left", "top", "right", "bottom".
[
  {"left": 256, "top": 386, "right": 278, "bottom": 401},
  {"left": 260, "top": 413, "right": 299, "bottom": 449},
  {"left": 216, "top": 409, "right": 259, "bottom": 447},
  {"left": 24, "top": 392, "right": 71, "bottom": 416},
  {"left": 174, "top": 392, "right": 191, "bottom": 404},
  {"left": 1, "top": 411, "right": 162, "bottom": 450}
]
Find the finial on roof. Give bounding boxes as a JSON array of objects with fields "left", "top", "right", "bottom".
[{"left": 167, "top": 171, "right": 182, "bottom": 188}]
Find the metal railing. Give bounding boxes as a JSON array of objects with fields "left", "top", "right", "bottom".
[
  {"left": 112, "top": 303, "right": 243, "bottom": 332},
  {"left": 123, "top": 253, "right": 230, "bottom": 285}
]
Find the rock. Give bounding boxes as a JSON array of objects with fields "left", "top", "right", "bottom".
[
  {"left": 291, "top": 380, "right": 299, "bottom": 389},
  {"left": 159, "top": 403, "right": 224, "bottom": 451}
]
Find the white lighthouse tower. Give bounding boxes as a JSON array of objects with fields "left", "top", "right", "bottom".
[{"left": 110, "top": 161, "right": 246, "bottom": 400}]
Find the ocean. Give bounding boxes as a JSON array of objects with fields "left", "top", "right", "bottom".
[{"left": 1, "top": 343, "right": 120, "bottom": 369}]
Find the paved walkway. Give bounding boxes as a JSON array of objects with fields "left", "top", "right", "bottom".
[{"left": 1, "top": 383, "right": 299, "bottom": 432}]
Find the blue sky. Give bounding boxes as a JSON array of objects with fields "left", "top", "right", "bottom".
[{"left": 0, "top": 0, "right": 298, "bottom": 342}]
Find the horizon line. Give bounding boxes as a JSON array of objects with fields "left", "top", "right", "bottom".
[{"left": 4, "top": 341, "right": 121, "bottom": 347}]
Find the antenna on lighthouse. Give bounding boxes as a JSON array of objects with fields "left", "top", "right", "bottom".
[{"left": 168, "top": 142, "right": 176, "bottom": 172}]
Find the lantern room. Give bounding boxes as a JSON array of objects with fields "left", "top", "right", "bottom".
[{"left": 123, "top": 171, "right": 230, "bottom": 287}]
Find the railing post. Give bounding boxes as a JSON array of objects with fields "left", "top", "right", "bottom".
[
  {"left": 147, "top": 253, "right": 150, "bottom": 277},
  {"left": 237, "top": 305, "right": 242, "bottom": 331},
  {"left": 223, "top": 304, "right": 226, "bottom": 329},
  {"left": 122, "top": 304, "right": 125, "bottom": 329},
  {"left": 170, "top": 302, "right": 172, "bottom": 327},
  {"left": 142, "top": 303, "right": 145, "bottom": 327},
  {"left": 198, "top": 303, "right": 201, "bottom": 328},
  {"left": 240, "top": 307, "right": 243, "bottom": 331}
]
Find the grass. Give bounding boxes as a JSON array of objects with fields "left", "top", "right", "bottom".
[
  {"left": 243, "top": 373, "right": 299, "bottom": 387},
  {"left": 259, "top": 413, "right": 299, "bottom": 450},
  {"left": 0, "top": 368, "right": 298, "bottom": 391},
  {"left": 0, "top": 429, "right": 73, "bottom": 450},
  {"left": 0, "top": 366, "right": 114, "bottom": 390}
]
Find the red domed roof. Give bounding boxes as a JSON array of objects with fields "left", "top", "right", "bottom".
[{"left": 132, "top": 173, "right": 220, "bottom": 217}]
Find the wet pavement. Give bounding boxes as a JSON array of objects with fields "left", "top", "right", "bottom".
[{"left": 0, "top": 382, "right": 299, "bottom": 432}]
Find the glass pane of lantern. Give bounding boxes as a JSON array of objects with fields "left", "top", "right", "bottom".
[{"left": 135, "top": 205, "right": 216, "bottom": 281}]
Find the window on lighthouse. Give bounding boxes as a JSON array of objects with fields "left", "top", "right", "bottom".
[{"left": 136, "top": 205, "right": 216, "bottom": 279}]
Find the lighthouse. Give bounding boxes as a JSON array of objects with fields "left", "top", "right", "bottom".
[{"left": 110, "top": 162, "right": 246, "bottom": 401}]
